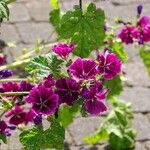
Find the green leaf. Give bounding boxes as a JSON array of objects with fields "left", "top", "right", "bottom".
[
  {"left": 105, "top": 75, "right": 123, "bottom": 99},
  {"left": 0, "top": 0, "right": 9, "bottom": 22},
  {"left": 140, "top": 45, "right": 150, "bottom": 75},
  {"left": 57, "top": 104, "right": 79, "bottom": 128},
  {"left": 20, "top": 121, "right": 65, "bottom": 150},
  {"left": 26, "top": 53, "right": 63, "bottom": 80},
  {"left": 50, "top": 0, "right": 59, "bottom": 9},
  {"left": 50, "top": 3, "right": 105, "bottom": 57},
  {"left": 0, "top": 133, "right": 7, "bottom": 144},
  {"left": 84, "top": 99, "right": 136, "bottom": 150},
  {"left": 19, "top": 126, "right": 44, "bottom": 150},
  {"left": 110, "top": 41, "right": 127, "bottom": 62},
  {"left": 44, "top": 120, "right": 65, "bottom": 150}
]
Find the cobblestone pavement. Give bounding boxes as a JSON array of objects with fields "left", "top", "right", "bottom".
[{"left": 0, "top": 0, "right": 150, "bottom": 150}]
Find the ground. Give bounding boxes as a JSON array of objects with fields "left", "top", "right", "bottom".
[{"left": 0, "top": 0, "right": 150, "bottom": 149}]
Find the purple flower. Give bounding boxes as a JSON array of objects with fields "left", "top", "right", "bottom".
[
  {"left": 0, "top": 54, "right": 5, "bottom": 66},
  {"left": 1, "top": 82, "right": 19, "bottom": 92},
  {"left": 97, "top": 50, "right": 122, "bottom": 80},
  {"left": 43, "top": 74, "right": 55, "bottom": 88},
  {"left": 55, "top": 78, "right": 80, "bottom": 105},
  {"left": 5, "top": 106, "right": 27, "bottom": 126},
  {"left": 0, "top": 70, "right": 13, "bottom": 79},
  {"left": 118, "top": 25, "right": 139, "bottom": 44},
  {"left": 138, "top": 16, "right": 150, "bottom": 27},
  {"left": 69, "top": 58, "right": 97, "bottom": 82},
  {"left": 0, "top": 120, "right": 7, "bottom": 134},
  {"left": 52, "top": 43, "right": 76, "bottom": 59},
  {"left": 26, "top": 84, "right": 59, "bottom": 115},
  {"left": 82, "top": 81, "right": 109, "bottom": 115},
  {"left": 19, "top": 81, "right": 34, "bottom": 91},
  {"left": 137, "top": 5, "right": 143, "bottom": 15},
  {"left": 33, "top": 115, "right": 42, "bottom": 125}
]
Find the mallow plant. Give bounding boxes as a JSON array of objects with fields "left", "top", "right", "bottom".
[{"left": 0, "top": 0, "right": 149, "bottom": 149}]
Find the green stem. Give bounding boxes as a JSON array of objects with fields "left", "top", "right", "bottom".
[
  {"left": 79, "top": 0, "right": 82, "bottom": 9},
  {"left": 0, "top": 91, "right": 29, "bottom": 96},
  {"left": 0, "top": 58, "right": 30, "bottom": 71},
  {"left": 0, "top": 78, "right": 27, "bottom": 83},
  {"left": 6, "top": 0, "right": 16, "bottom": 4}
]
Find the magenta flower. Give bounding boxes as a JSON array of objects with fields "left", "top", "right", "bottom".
[
  {"left": 1, "top": 82, "right": 19, "bottom": 92},
  {"left": 5, "top": 106, "right": 28, "bottom": 126},
  {"left": 26, "top": 84, "right": 59, "bottom": 115},
  {"left": 19, "top": 81, "right": 34, "bottom": 91},
  {"left": 138, "top": 16, "right": 150, "bottom": 27},
  {"left": 97, "top": 50, "right": 122, "bottom": 80},
  {"left": 0, "top": 120, "right": 7, "bottom": 134},
  {"left": 52, "top": 43, "right": 76, "bottom": 59},
  {"left": 118, "top": 25, "right": 139, "bottom": 44},
  {"left": 69, "top": 58, "right": 97, "bottom": 82},
  {"left": 43, "top": 74, "right": 55, "bottom": 88},
  {"left": 82, "top": 81, "right": 109, "bottom": 115},
  {"left": 0, "top": 54, "right": 5, "bottom": 66},
  {"left": 55, "top": 78, "right": 80, "bottom": 105}
]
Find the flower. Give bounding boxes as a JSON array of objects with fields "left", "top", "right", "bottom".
[
  {"left": 97, "top": 50, "right": 122, "bottom": 80},
  {"left": 55, "top": 78, "right": 80, "bottom": 105},
  {"left": 5, "top": 106, "right": 28, "bottom": 126},
  {"left": 0, "top": 70, "right": 13, "bottom": 79},
  {"left": 82, "top": 81, "right": 109, "bottom": 115},
  {"left": 0, "top": 120, "right": 7, "bottom": 134},
  {"left": 0, "top": 54, "right": 5, "bottom": 66},
  {"left": 138, "top": 16, "right": 150, "bottom": 27},
  {"left": 52, "top": 43, "right": 76, "bottom": 59},
  {"left": 137, "top": 5, "right": 143, "bottom": 15},
  {"left": 19, "top": 81, "right": 34, "bottom": 91},
  {"left": 26, "top": 84, "right": 59, "bottom": 115},
  {"left": 33, "top": 115, "right": 42, "bottom": 125},
  {"left": 43, "top": 74, "right": 55, "bottom": 88},
  {"left": 1, "top": 82, "right": 19, "bottom": 92},
  {"left": 69, "top": 58, "right": 97, "bottom": 82},
  {"left": 118, "top": 25, "right": 139, "bottom": 44}
]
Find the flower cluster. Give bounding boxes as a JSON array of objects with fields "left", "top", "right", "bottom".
[
  {"left": 0, "top": 43, "right": 122, "bottom": 139},
  {"left": 118, "top": 5, "right": 150, "bottom": 45}
]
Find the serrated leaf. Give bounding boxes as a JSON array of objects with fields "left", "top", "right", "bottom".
[
  {"left": 110, "top": 41, "right": 127, "bottom": 62},
  {"left": 50, "top": 3, "right": 105, "bottom": 57},
  {"left": 140, "top": 45, "right": 150, "bottom": 75},
  {"left": 26, "top": 53, "right": 63, "bottom": 80},
  {"left": 19, "top": 126, "right": 44, "bottom": 150},
  {"left": 84, "top": 99, "right": 136, "bottom": 150},
  {"left": 105, "top": 75, "right": 123, "bottom": 99},
  {"left": 0, "top": 0, "right": 9, "bottom": 22},
  {"left": 44, "top": 120, "right": 65, "bottom": 150}
]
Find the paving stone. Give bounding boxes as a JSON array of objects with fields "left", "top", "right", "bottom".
[
  {"left": 0, "top": 24, "right": 20, "bottom": 43},
  {"left": 9, "top": 3, "right": 31, "bottom": 22},
  {"left": 121, "top": 87, "right": 150, "bottom": 113},
  {"left": 68, "top": 144, "right": 108, "bottom": 150},
  {"left": 0, "top": 143, "right": 9, "bottom": 150},
  {"left": 65, "top": 130, "right": 74, "bottom": 145},
  {"left": 16, "top": 22, "right": 56, "bottom": 44},
  {"left": 123, "top": 56, "right": 150, "bottom": 87},
  {"left": 134, "top": 114, "right": 150, "bottom": 141},
  {"left": 110, "top": 0, "right": 150, "bottom": 5},
  {"left": 26, "top": 0, "right": 51, "bottom": 21},
  {"left": 7, "top": 130, "right": 23, "bottom": 150},
  {"left": 135, "top": 142, "right": 146, "bottom": 150},
  {"left": 145, "top": 141, "right": 150, "bottom": 150},
  {"left": 68, "top": 116, "right": 104, "bottom": 145}
]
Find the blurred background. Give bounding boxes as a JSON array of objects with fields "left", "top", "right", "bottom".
[{"left": 0, "top": 0, "right": 150, "bottom": 149}]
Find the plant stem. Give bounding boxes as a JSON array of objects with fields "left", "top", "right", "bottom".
[
  {"left": 0, "top": 58, "right": 30, "bottom": 71},
  {"left": 0, "top": 78, "right": 27, "bottom": 83},
  {"left": 79, "top": 0, "right": 82, "bottom": 9},
  {"left": 6, "top": 0, "right": 16, "bottom": 4},
  {"left": 0, "top": 92, "right": 29, "bottom": 96}
]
